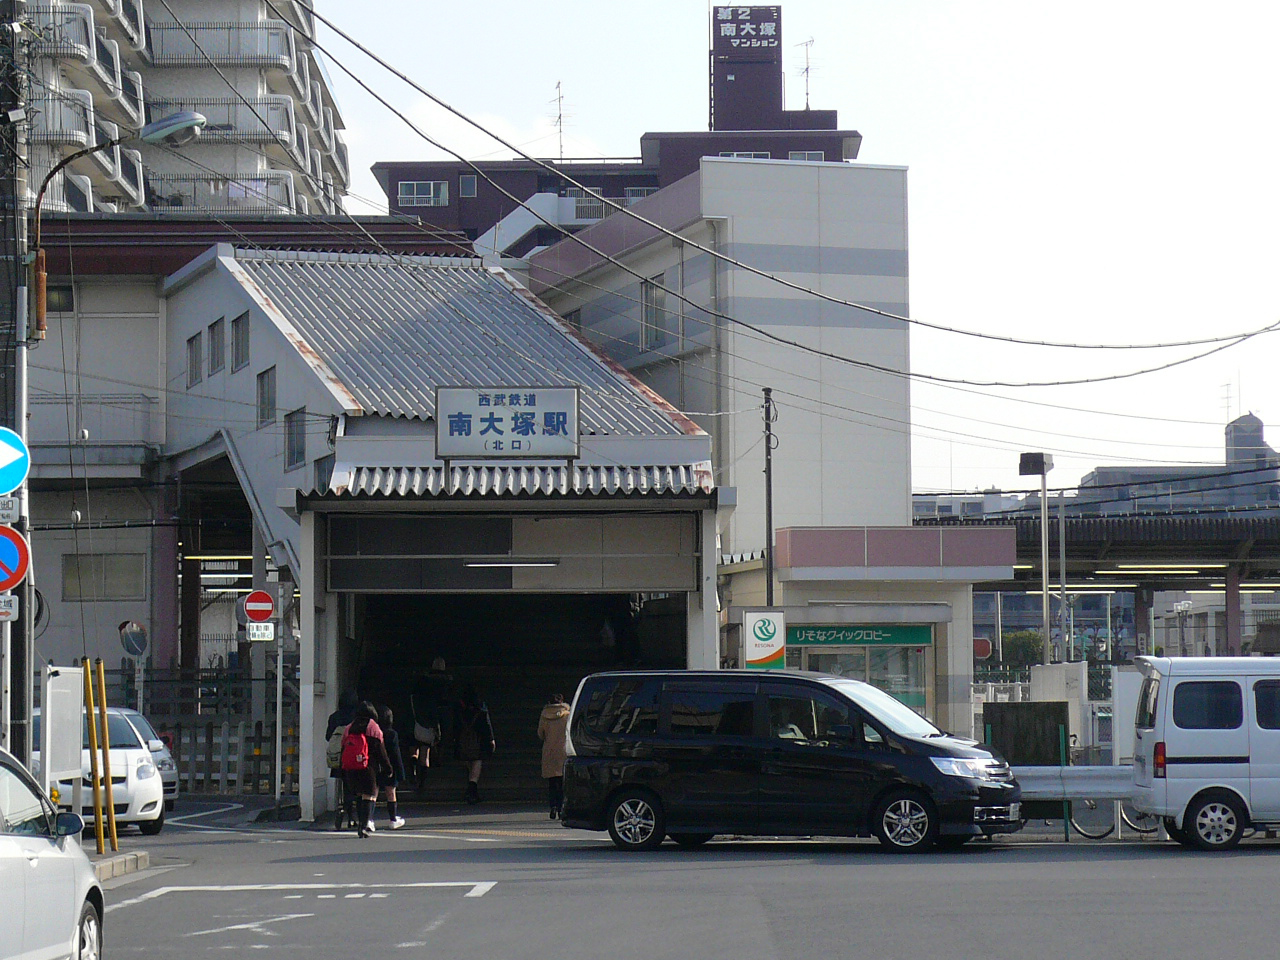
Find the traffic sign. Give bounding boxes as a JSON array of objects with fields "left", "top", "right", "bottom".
[
  {"left": 0, "top": 526, "right": 30, "bottom": 592},
  {"left": 0, "top": 497, "right": 18, "bottom": 525},
  {"left": 244, "top": 590, "right": 275, "bottom": 622},
  {"left": 0, "top": 427, "right": 30, "bottom": 496},
  {"left": 0, "top": 593, "right": 17, "bottom": 622},
  {"left": 248, "top": 622, "right": 275, "bottom": 642}
]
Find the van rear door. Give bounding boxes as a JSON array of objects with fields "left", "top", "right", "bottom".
[
  {"left": 1165, "top": 678, "right": 1249, "bottom": 821},
  {"left": 1132, "top": 674, "right": 1161, "bottom": 792}
]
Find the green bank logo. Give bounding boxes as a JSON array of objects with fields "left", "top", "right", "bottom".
[{"left": 753, "top": 618, "right": 777, "bottom": 643}]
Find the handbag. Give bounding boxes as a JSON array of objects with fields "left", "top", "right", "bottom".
[{"left": 411, "top": 693, "right": 439, "bottom": 745}]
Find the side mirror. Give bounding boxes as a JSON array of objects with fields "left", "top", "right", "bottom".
[
  {"left": 828, "top": 724, "right": 855, "bottom": 741},
  {"left": 148, "top": 739, "right": 165, "bottom": 752},
  {"left": 55, "top": 812, "right": 84, "bottom": 837}
]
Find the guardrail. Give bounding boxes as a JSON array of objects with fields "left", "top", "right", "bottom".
[{"left": 1013, "top": 764, "right": 1134, "bottom": 802}]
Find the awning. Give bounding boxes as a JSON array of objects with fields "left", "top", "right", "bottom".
[{"left": 329, "top": 462, "right": 715, "bottom": 498}]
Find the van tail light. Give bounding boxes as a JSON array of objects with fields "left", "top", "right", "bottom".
[{"left": 1154, "top": 741, "right": 1166, "bottom": 779}]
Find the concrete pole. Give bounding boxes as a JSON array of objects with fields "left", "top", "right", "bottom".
[
  {"left": 1225, "top": 565, "right": 1242, "bottom": 656},
  {"left": 1040, "top": 473, "right": 1051, "bottom": 664},
  {"left": 1058, "top": 491, "right": 1068, "bottom": 660}
]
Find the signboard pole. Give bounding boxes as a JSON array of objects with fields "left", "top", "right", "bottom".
[
  {"left": 274, "top": 626, "right": 284, "bottom": 809},
  {"left": 0, "top": 619, "right": 9, "bottom": 751}
]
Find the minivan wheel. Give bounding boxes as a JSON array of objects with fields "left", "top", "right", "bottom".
[
  {"left": 873, "top": 790, "right": 939, "bottom": 853},
  {"left": 669, "top": 832, "right": 714, "bottom": 849},
  {"left": 1187, "top": 792, "right": 1246, "bottom": 851},
  {"left": 607, "top": 791, "right": 666, "bottom": 851},
  {"left": 76, "top": 900, "right": 101, "bottom": 960}
]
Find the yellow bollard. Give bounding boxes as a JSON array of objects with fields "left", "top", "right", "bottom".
[
  {"left": 95, "top": 660, "right": 119, "bottom": 853},
  {"left": 82, "top": 662, "right": 105, "bottom": 855}
]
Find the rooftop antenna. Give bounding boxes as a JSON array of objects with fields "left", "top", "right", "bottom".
[
  {"left": 797, "top": 37, "right": 815, "bottom": 109},
  {"left": 553, "top": 81, "right": 564, "bottom": 162},
  {"left": 1222, "top": 381, "right": 1234, "bottom": 423}
]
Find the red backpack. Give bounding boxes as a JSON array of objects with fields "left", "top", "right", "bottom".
[{"left": 340, "top": 725, "right": 370, "bottom": 771}]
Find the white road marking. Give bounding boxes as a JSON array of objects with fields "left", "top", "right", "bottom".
[
  {"left": 283, "top": 895, "right": 302, "bottom": 900},
  {"left": 396, "top": 911, "right": 451, "bottom": 947},
  {"left": 186, "top": 913, "right": 314, "bottom": 937},
  {"left": 106, "top": 882, "right": 497, "bottom": 913},
  {"left": 344, "top": 893, "right": 366, "bottom": 898},
  {"left": 168, "top": 802, "right": 245, "bottom": 823}
]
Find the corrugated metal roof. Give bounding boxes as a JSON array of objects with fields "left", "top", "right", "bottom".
[
  {"left": 330, "top": 463, "right": 715, "bottom": 498},
  {"left": 232, "top": 249, "right": 696, "bottom": 437}
]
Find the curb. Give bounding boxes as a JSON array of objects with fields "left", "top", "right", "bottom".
[{"left": 93, "top": 850, "right": 150, "bottom": 882}]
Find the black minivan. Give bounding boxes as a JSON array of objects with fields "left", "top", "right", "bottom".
[{"left": 561, "top": 670, "right": 1022, "bottom": 852}]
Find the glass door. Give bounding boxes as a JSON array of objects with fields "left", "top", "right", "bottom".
[{"left": 801, "top": 646, "right": 931, "bottom": 716}]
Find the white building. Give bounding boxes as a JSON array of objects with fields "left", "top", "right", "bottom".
[
  {"left": 529, "top": 157, "right": 1014, "bottom": 737},
  {"left": 27, "top": 0, "right": 347, "bottom": 215}
]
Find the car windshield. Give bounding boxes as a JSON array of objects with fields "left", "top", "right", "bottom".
[
  {"left": 125, "top": 712, "right": 161, "bottom": 743},
  {"left": 823, "top": 679, "right": 941, "bottom": 738},
  {"left": 33, "top": 712, "right": 145, "bottom": 750}
]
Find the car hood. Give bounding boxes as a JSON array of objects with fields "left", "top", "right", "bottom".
[{"left": 908, "top": 734, "right": 1008, "bottom": 762}]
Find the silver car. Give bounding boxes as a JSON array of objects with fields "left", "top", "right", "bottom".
[
  {"left": 118, "top": 708, "right": 179, "bottom": 812},
  {"left": 0, "top": 746, "right": 103, "bottom": 960}
]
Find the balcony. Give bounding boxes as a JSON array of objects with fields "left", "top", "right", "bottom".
[
  {"left": 115, "top": 69, "right": 144, "bottom": 128},
  {"left": 30, "top": 393, "right": 157, "bottom": 453},
  {"left": 149, "top": 96, "right": 306, "bottom": 169},
  {"left": 147, "top": 20, "right": 295, "bottom": 70},
  {"left": 30, "top": 3, "right": 94, "bottom": 62},
  {"left": 86, "top": 115, "right": 121, "bottom": 184},
  {"left": 146, "top": 170, "right": 298, "bottom": 215},
  {"left": 31, "top": 92, "right": 93, "bottom": 148},
  {"left": 303, "top": 62, "right": 323, "bottom": 128},
  {"left": 311, "top": 103, "right": 334, "bottom": 155},
  {"left": 329, "top": 132, "right": 348, "bottom": 187},
  {"left": 118, "top": 147, "right": 144, "bottom": 207},
  {"left": 87, "top": 0, "right": 146, "bottom": 51}
]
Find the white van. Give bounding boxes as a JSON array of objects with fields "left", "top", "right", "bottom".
[{"left": 1131, "top": 656, "right": 1280, "bottom": 850}]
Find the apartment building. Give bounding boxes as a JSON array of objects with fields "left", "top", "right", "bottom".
[{"left": 27, "top": 0, "right": 348, "bottom": 215}]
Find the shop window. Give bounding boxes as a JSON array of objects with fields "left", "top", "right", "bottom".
[{"left": 63, "top": 553, "right": 146, "bottom": 601}]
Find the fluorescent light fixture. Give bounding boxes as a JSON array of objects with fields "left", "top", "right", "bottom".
[
  {"left": 1115, "top": 563, "right": 1226, "bottom": 570},
  {"left": 1095, "top": 569, "right": 1205, "bottom": 576},
  {"left": 1188, "top": 589, "right": 1277, "bottom": 595},
  {"left": 1026, "top": 589, "right": 1120, "bottom": 596},
  {"left": 465, "top": 560, "right": 560, "bottom": 568},
  {"left": 183, "top": 555, "right": 254, "bottom": 561},
  {"left": 1012, "top": 564, "right": 1034, "bottom": 570}
]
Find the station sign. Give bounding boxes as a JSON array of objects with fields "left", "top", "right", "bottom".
[
  {"left": 435, "top": 386, "right": 580, "bottom": 459},
  {"left": 743, "top": 609, "right": 786, "bottom": 669},
  {"left": 0, "top": 525, "right": 30, "bottom": 592}
]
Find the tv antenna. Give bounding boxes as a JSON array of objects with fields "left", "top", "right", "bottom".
[
  {"left": 797, "top": 38, "right": 815, "bottom": 109},
  {"left": 552, "top": 81, "right": 564, "bottom": 161}
]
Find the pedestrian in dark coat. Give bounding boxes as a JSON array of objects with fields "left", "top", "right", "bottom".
[
  {"left": 375, "top": 704, "right": 407, "bottom": 829},
  {"left": 341, "top": 701, "right": 392, "bottom": 838},
  {"left": 453, "top": 683, "right": 495, "bottom": 805},
  {"left": 325, "top": 689, "right": 358, "bottom": 830}
]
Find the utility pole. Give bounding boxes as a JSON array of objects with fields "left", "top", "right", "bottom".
[
  {"left": 763, "top": 388, "right": 776, "bottom": 607},
  {"left": 0, "top": 0, "right": 32, "bottom": 763},
  {"left": 1059, "top": 490, "right": 1068, "bottom": 660},
  {"left": 1020, "top": 452, "right": 1054, "bottom": 664}
]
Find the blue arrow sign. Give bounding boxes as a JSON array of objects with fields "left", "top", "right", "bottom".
[{"left": 0, "top": 427, "right": 29, "bottom": 497}]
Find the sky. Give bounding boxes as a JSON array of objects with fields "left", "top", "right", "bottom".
[{"left": 320, "top": 1, "right": 1280, "bottom": 495}]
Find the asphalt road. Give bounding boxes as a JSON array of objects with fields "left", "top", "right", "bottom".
[{"left": 97, "top": 800, "right": 1280, "bottom": 960}]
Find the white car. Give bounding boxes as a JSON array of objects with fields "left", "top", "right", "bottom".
[
  {"left": 35, "top": 707, "right": 166, "bottom": 835},
  {"left": 0, "top": 746, "right": 103, "bottom": 960},
  {"left": 116, "top": 708, "right": 179, "bottom": 812}
]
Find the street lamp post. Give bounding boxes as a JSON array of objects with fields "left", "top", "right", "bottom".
[{"left": 1020, "top": 452, "right": 1054, "bottom": 664}]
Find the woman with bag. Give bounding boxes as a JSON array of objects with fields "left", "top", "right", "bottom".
[
  {"left": 410, "top": 658, "right": 453, "bottom": 794},
  {"left": 375, "top": 704, "right": 407, "bottom": 830},
  {"left": 453, "top": 683, "right": 495, "bottom": 805},
  {"left": 341, "top": 701, "right": 391, "bottom": 838}
]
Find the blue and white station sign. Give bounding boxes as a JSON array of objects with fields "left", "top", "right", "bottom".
[
  {"left": 435, "top": 386, "right": 580, "bottom": 459},
  {"left": 0, "top": 427, "right": 30, "bottom": 496}
]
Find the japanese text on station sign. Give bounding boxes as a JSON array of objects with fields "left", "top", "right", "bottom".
[
  {"left": 436, "top": 386, "right": 580, "bottom": 459},
  {"left": 713, "top": 6, "right": 781, "bottom": 59}
]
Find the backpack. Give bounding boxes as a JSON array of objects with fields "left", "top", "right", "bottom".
[
  {"left": 325, "top": 728, "right": 346, "bottom": 770},
  {"left": 341, "top": 727, "right": 370, "bottom": 771}
]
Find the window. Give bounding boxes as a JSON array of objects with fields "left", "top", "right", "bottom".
[
  {"left": 1136, "top": 677, "right": 1160, "bottom": 728},
  {"left": 185, "top": 332, "right": 202, "bottom": 387},
  {"left": 285, "top": 406, "right": 307, "bottom": 469},
  {"left": 0, "top": 763, "right": 52, "bottom": 837},
  {"left": 641, "top": 273, "right": 667, "bottom": 350},
  {"left": 718, "top": 151, "right": 770, "bottom": 159},
  {"left": 62, "top": 553, "right": 146, "bottom": 601},
  {"left": 624, "top": 186, "right": 658, "bottom": 202},
  {"left": 1255, "top": 680, "right": 1280, "bottom": 730},
  {"left": 788, "top": 150, "right": 825, "bottom": 162},
  {"left": 231, "top": 311, "right": 249, "bottom": 371},
  {"left": 398, "top": 180, "right": 449, "bottom": 207},
  {"left": 47, "top": 285, "right": 74, "bottom": 312},
  {"left": 459, "top": 174, "right": 477, "bottom": 198},
  {"left": 256, "top": 367, "right": 277, "bottom": 427},
  {"left": 582, "top": 678, "right": 660, "bottom": 736},
  {"left": 767, "top": 691, "right": 852, "bottom": 743},
  {"left": 207, "top": 317, "right": 225, "bottom": 374},
  {"left": 666, "top": 685, "right": 755, "bottom": 737},
  {"left": 563, "top": 309, "right": 581, "bottom": 330},
  {"left": 1172, "top": 680, "right": 1242, "bottom": 730}
]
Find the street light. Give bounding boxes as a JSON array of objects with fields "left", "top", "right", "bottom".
[
  {"left": 1020, "top": 452, "right": 1054, "bottom": 664},
  {"left": 31, "top": 111, "right": 206, "bottom": 331}
]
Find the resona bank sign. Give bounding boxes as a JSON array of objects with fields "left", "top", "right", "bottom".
[
  {"left": 743, "top": 609, "right": 785, "bottom": 669},
  {"left": 435, "top": 386, "right": 580, "bottom": 459}
]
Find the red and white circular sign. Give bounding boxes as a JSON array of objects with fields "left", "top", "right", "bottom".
[{"left": 244, "top": 589, "right": 275, "bottom": 622}]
